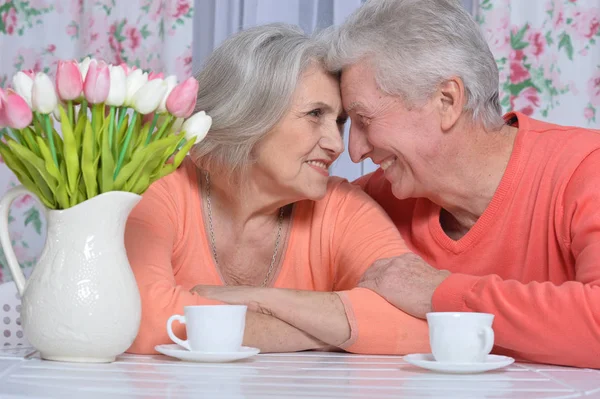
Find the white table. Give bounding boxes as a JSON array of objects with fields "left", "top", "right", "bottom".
[{"left": 0, "top": 347, "right": 597, "bottom": 398}]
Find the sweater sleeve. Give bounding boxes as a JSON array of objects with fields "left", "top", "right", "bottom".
[
  {"left": 125, "top": 179, "right": 221, "bottom": 355},
  {"left": 329, "top": 182, "right": 430, "bottom": 354},
  {"left": 432, "top": 150, "right": 600, "bottom": 368}
]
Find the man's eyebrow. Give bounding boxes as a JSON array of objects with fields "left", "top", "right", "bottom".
[{"left": 346, "top": 101, "right": 364, "bottom": 113}]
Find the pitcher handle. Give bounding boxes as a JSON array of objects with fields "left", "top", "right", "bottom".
[{"left": 0, "top": 186, "right": 46, "bottom": 295}]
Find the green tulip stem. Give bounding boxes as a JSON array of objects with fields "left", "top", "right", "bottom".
[
  {"left": 91, "top": 104, "right": 103, "bottom": 159},
  {"left": 154, "top": 114, "right": 174, "bottom": 141},
  {"left": 67, "top": 100, "right": 74, "bottom": 128},
  {"left": 108, "top": 107, "right": 116, "bottom": 155},
  {"left": 113, "top": 111, "right": 138, "bottom": 179},
  {"left": 116, "top": 107, "right": 128, "bottom": 134},
  {"left": 44, "top": 114, "right": 59, "bottom": 167},
  {"left": 145, "top": 113, "right": 160, "bottom": 145}
]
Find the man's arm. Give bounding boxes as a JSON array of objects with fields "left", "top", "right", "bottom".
[{"left": 358, "top": 153, "right": 600, "bottom": 368}]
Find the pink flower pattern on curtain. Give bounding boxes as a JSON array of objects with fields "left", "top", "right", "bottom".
[
  {"left": 477, "top": 0, "right": 600, "bottom": 125},
  {"left": 0, "top": 0, "right": 194, "bottom": 283}
]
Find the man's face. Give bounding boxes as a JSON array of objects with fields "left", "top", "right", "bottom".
[{"left": 341, "top": 61, "right": 444, "bottom": 200}]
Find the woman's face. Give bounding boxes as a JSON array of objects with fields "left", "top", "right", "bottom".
[{"left": 251, "top": 64, "right": 346, "bottom": 202}]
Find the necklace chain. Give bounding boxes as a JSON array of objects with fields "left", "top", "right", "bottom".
[{"left": 205, "top": 172, "right": 284, "bottom": 287}]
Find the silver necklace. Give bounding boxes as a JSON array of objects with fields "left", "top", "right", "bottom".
[{"left": 204, "top": 172, "right": 284, "bottom": 287}]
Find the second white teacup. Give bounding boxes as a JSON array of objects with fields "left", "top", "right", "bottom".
[
  {"left": 167, "top": 305, "right": 247, "bottom": 352},
  {"left": 426, "top": 312, "right": 495, "bottom": 363}
]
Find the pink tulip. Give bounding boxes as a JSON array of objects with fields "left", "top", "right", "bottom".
[
  {"left": 165, "top": 77, "right": 198, "bottom": 118},
  {"left": 56, "top": 60, "right": 83, "bottom": 101},
  {"left": 83, "top": 60, "right": 110, "bottom": 104},
  {"left": 148, "top": 72, "right": 164, "bottom": 81},
  {"left": 0, "top": 89, "right": 33, "bottom": 129}
]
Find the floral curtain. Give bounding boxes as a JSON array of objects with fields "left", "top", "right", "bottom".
[
  {"left": 477, "top": 0, "right": 600, "bottom": 127},
  {"left": 0, "top": 0, "right": 193, "bottom": 283},
  {"left": 1, "top": 0, "right": 599, "bottom": 284}
]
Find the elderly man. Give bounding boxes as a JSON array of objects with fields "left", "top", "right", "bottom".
[{"left": 326, "top": 0, "right": 600, "bottom": 368}]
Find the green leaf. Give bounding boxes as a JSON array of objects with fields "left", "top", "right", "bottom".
[
  {"left": 566, "top": 18, "right": 573, "bottom": 24},
  {"left": 114, "top": 134, "right": 179, "bottom": 190},
  {"left": 558, "top": 32, "right": 574, "bottom": 60},
  {"left": 0, "top": 142, "right": 53, "bottom": 208},
  {"left": 545, "top": 31, "right": 554, "bottom": 46},
  {"left": 511, "top": 24, "right": 529, "bottom": 50},
  {"left": 100, "top": 115, "right": 115, "bottom": 193},
  {"left": 7, "top": 140, "right": 58, "bottom": 208},
  {"left": 82, "top": 120, "right": 98, "bottom": 200},
  {"left": 140, "top": 24, "right": 151, "bottom": 39},
  {"left": 508, "top": 79, "right": 538, "bottom": 96},
  {"left": 500, "top": 95, "right": 510, "bottom": 109},
  {"left": 151, "top": 135, "right": 195, "bottom": 184},
  {"left": 35, "top": 137, "right": 69, "bottom": 209},
  {"left": 59, "top": 106, "right": 80, "bottom": 198},
  {"left": 24, "top": 207, "right": 42, "bottom": 235},
  {"left": 480, "top": 0, "right": 492, "bottom": 10}
]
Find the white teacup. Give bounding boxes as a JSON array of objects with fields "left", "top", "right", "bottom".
[
  {"left": 167, "top": 305, "right": 247, "bottom": 352},
  {"left": 426, "top": 312, "right": 495, "bottom": 363}
]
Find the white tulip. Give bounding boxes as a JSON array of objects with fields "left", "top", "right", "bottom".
[
  {"left": 124, "top": 69, "right": 148, "bottom": 107},
  {"left": 182, "top": 111, "right": 212, "bottom": 144},
  {"left": 31, "top": 73, "right": 58, "bottom": 114},
  {"left": 132, "top": 79, "right": 168, "bottom": 114},
  {"left": 78, "top": 57, "right": 92, "bottom": 81},
  {"left": 12, "top": 72, "right": 34, "bottom": 108},
  {"left": 156, "top": 75, "right": 178, "bottom": 114},
  {"left": 106, "top": 65, "right": 127, "bottom": 107}
]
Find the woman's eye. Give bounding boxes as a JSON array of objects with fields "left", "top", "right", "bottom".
[{"left": 308, "top": 109, "right": 323, "bottom": 118}]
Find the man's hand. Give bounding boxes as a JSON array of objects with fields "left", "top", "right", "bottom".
[{"left": 358, "top": 253, "right": 450, "bottom": 319}]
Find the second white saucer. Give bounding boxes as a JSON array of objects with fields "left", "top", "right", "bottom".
[
  {"left": 155, "top": 344, "right": 260, "bottom": 363},
  {"left": 403, "top": 353, "right": 515, "bottom": 374}
]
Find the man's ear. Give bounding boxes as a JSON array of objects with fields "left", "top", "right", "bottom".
[{"left": 437, "top": 77, "right": 466, "bottom": 132}]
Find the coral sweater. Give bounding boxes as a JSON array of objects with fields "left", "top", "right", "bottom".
[
  {"left": 125, "top": 158, "right": 429, "bottom": 355},
  {"left": 356, "top": 112, "right": 600, "bottom": 368}
]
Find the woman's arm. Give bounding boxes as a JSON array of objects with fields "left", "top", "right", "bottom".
[{"left": 127, "top": 178, "right": 327, "bottom": 354}]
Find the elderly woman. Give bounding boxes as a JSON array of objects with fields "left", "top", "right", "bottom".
[
  {"left": 326, "top": 0, "right": 600, "bottom": 368},
  {"left": 125, "top": 24, "right": 428, "bottom": 355}
]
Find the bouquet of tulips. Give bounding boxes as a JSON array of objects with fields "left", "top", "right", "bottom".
[{"left": 0, "top": 58, "right": 211, "bottom": 210}]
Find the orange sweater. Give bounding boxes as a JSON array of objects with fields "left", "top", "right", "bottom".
[
  {"left": 125, "top": 158, "right": 429, "bottom": 355},
  {"left": 356, "top": 112, "right": 600, "bottom": 368}
]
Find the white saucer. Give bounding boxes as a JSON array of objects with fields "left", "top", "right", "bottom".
[
  {"left": 403, "top": 353, "right": 515, "bottom": 374},
  {"left": 155, "top": 344, "right": 260, "bottom": 363}
]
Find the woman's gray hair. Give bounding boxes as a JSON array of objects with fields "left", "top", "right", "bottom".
[
  {"left": 325, "top": 0, "right": 504, "bottom": 130},
  {"left": 190, "top": 23, "right": 330, "bottom": 182}
]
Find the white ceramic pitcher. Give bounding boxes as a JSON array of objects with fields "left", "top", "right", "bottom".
[{"left": 0, "top": 186, "right": 142, "bottom": 363}]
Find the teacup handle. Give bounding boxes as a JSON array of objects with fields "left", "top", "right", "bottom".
[
  {"left": 167, "top": 314, "right": 191, "bottom": 350},
  {"left": 0, "top": 186, "right": 46, "bottom": 295},
  {"left": 480, "top": 326, "right": 495, "bottom": 355}
]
